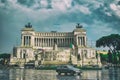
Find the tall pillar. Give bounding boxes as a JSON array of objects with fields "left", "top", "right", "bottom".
[
  {"left": 34, "top": 38, "right": 35, "bottom": 46},
  {"left": 60, "top": 38, "right": 62, "bottom": 47},
  {"left": 24, "top": 36, "right": 26, "bottom": 46},
  {"left": 44, "top": 38, "right": 46, "bottom": 47},
  {"left": 49, "top": 38, "right": 50, "bottom": 47},
  {"left": 39, "top": 38, "right": 40, "bottom": 47},
  {"left": 57, "top": 38, "right": 59, "bottom": 47},
  {"left": 80, "top": 37, "right": 82, "bottom": 46},
  {"left": 28, "top": 36, "right": 29, "bottom": 46},
  {"left": 63, "top": 38, "right": 64, "bottom": 47},
  {"left": 82, "top": 37, "right": 84, "bottom": 46},
  {"left": 81, "top": 37, "right": 83, "bottom": 46},
  {"left": 41, "top": 38, "right": 43, "bottom": 47},
  {"left": 67, "top": 38, "right": 69, "bottom": 46},
  {"left": 62, "top": 38, "right": 63, "bottom": 47},
  {"left": 29, "top": 36, "right": 31, "bottom": 46},
  {"left": 31, "top": 36, "right": 34, "bottom": 47},
  {"left": 76, "top": 35, "right": 78, "bottom": 46},
  {"left": 39, "top": 38, "right": 41, "bottom": 47},
  {"left": 83, "top": 37, "right": 85, "bottom": 46},
  {"left": 36, "top": 38, "right": 38, "bottom": 47},
  {"left": 78, "top": 37, "right": 80, "bottom": 46},
  {"left": 25, "top": 36, "right": 26, "bottom": 46},
  {"left": 24, "top": 36, "right": 25, "bottom": 46},
  {"left": 48, "top": 38, "right": 49, "bottom": 47},
  {"left": 21, "top": 36, "right": 24, "bottom": 46},
  {"left": 85, "top": 36, "right": 87, "bottom": 46},
  {"left": 37, "top": 38, "right": 39, "bottom": 47}
]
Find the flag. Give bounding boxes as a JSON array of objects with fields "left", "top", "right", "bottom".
[{"left": 70, "top": 43, "right": 75, "bottom": 49}]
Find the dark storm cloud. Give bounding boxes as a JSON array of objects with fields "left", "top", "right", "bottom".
[
  {"left": 0, "top": 0, "right": 120, "bottom": 53},
  {"left": 1, "top": 0, "right": 7, "bottom": 3},
  {"left": 17, "top": 0, "right": 35, "bottom": 7},
  {"left": 70, "top": 0, "right": 120, "bottom": 31},
  {"left": 91, "top": 2, "right": 120, "bottom": 31}
]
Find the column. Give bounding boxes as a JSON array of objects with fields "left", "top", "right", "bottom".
[
  {"left": 41, "top": 38, "right": 43, "bottom": 47},
  {"left": 23, "top": 36, "right": 25, "bottom": 46},
  {"left": 39, "top": 38, "right": 41, "bottom": 47},
  {"left": 63, "top": 38, "right": 64, "bottom": 47},
  {"left": 82, "top": 37, "right": 84, "bottom": 46},
  {"left": 29, "top": 36, "right": 31, "bottom": 46},
  {"left": 25, "top": 36, "right": 27, "bottom": 46},
  {"left": 28, "top": 36, "right": 29, "bottom": 46},
  {"left": 49, "top": 38, "right": 51, "bottom": 47},
  {"left": 67, "top": 38, "right": 69, "bottom": 46},
  {"left": 37, "top": 38, "right": 39, "bottom": 47},
  {"left": 35, "top": 38, "right": 37, "bottom": 46},
  {"left": 57, "top": 38, "right": 59, "bottom": 47},
  {"left": 21, "top": 35, "right": 24, "bottom": 46},
  {"left": 34, "top": 38, "right": 36, "bottom": 46},
  {"left": 84, "top": 36, "right": 87, "bottom": 46},
  {"left": 83, "top": 37, "right": 85, "bottom": 46},
  {"left": 46, "top": 38, "right": 47, "bottom": 47},
  {"left": 48, "top": 38, "right": 49, "bottom": 47},
  {"left": 44, "top": 38, "right": 46, "bottom": 47},
  {"left": 43, "top": 38, "right": 45, "bottom": 47},
  {"left": 31, "top": 36, "right": 34, "bottom": 47},
  {"left": 62, "top": 38, "right": 63, "bottom": 47},
  {"left": 24, "top": 36, "right": 26, "bottom": 46},
  {"left": 81, "top": 37, "right": 82, "bottom": 46},
  {"left": 76, "top": 35, "right": 78, "bottom": 46},
  {"left": 39, "top": 38, "right": 40, "bottom": 47},
  {"left": 78, "top": 36, "right": 81, "bottom": 46},
  {"left": 36, "top": 38, "right": 38, "bottom": 47},
  {"left": 65, "top": 38, "right": 67, "bottom": 47}
]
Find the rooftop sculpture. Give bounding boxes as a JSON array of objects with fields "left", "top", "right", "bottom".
[{"left": 25, "top": 23, "right": 32, "bottom": 28}]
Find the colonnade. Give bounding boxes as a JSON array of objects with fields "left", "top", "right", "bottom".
[
  {"left": 22, "top": 36, "right": 31, "bottom": 46},
  {"left": 78, "top": 36, "right": 86, "bottom": 46},
  {"left": 34, "top": 37, "right": 74, "bottom": 47}
]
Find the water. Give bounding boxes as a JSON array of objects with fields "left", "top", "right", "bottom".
[{"left": 0, "top": 67, "right": 120, "bottom": 80}]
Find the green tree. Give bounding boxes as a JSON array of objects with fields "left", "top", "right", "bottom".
[
  {"left": 108, "top": 50, "right": 112, "bottom": 63},
  {"left": 96, "top": 34, "right": 120, "bottom": 64},
  {"left": 96, "top": 34, "right": 120, "bottom": 53},
  {"left": 99, "top": 53, "right": 108, "bottom": 64},
  {"left": 0, "top": 53, "right": 10, "bottom": 65}
]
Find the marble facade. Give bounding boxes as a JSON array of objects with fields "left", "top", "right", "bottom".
[{"left": 10, "top": 23, "right": 101, "bottom": 67}]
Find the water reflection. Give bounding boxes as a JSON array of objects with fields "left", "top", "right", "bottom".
[
  {"left": 108, "top": 67, "right": 120, "bottom": 80},
  {"left": 0, "top": 68, "right": 9, "bottom": 80},
  {"left": 9, "top": 69, "right": 57, "bottom": 80},
  {"left": 0, "top": 68, "right": 120, "bottom": 80},
  {"left": 101, "top": 67, "right": 120, "bottom": 80}
]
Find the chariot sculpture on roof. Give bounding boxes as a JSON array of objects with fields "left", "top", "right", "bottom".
[
  {"left": 76, "top": 23, "right": 83, "bottom": 28},
  {"left": 25, "top": 22, "right": 32, "bottom": 28}
]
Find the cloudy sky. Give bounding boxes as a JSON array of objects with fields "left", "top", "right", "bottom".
[{"left": 0, "top": 0, "right": 120, "bottom": 53}]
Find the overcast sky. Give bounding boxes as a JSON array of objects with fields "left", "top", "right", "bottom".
[{"left": 0, "top": 0, "right": 120, "bottom": 53}]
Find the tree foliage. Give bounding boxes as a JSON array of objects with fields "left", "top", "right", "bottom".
[
  {"left": 0, "top": 53, "right": 10, "bottom": 59},
  {"left": 0, "top": 53, "right": 10, "bottom": 65},
  {"left": 96, "top": 34, "right": 120, "bottom": 64},
  {"left": 96, "top": 34, "right": 120, "bottom": 52}
]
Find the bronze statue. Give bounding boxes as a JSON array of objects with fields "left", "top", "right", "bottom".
[{"left": 25, "top": 22, "right": 32, "bottom": 28}]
